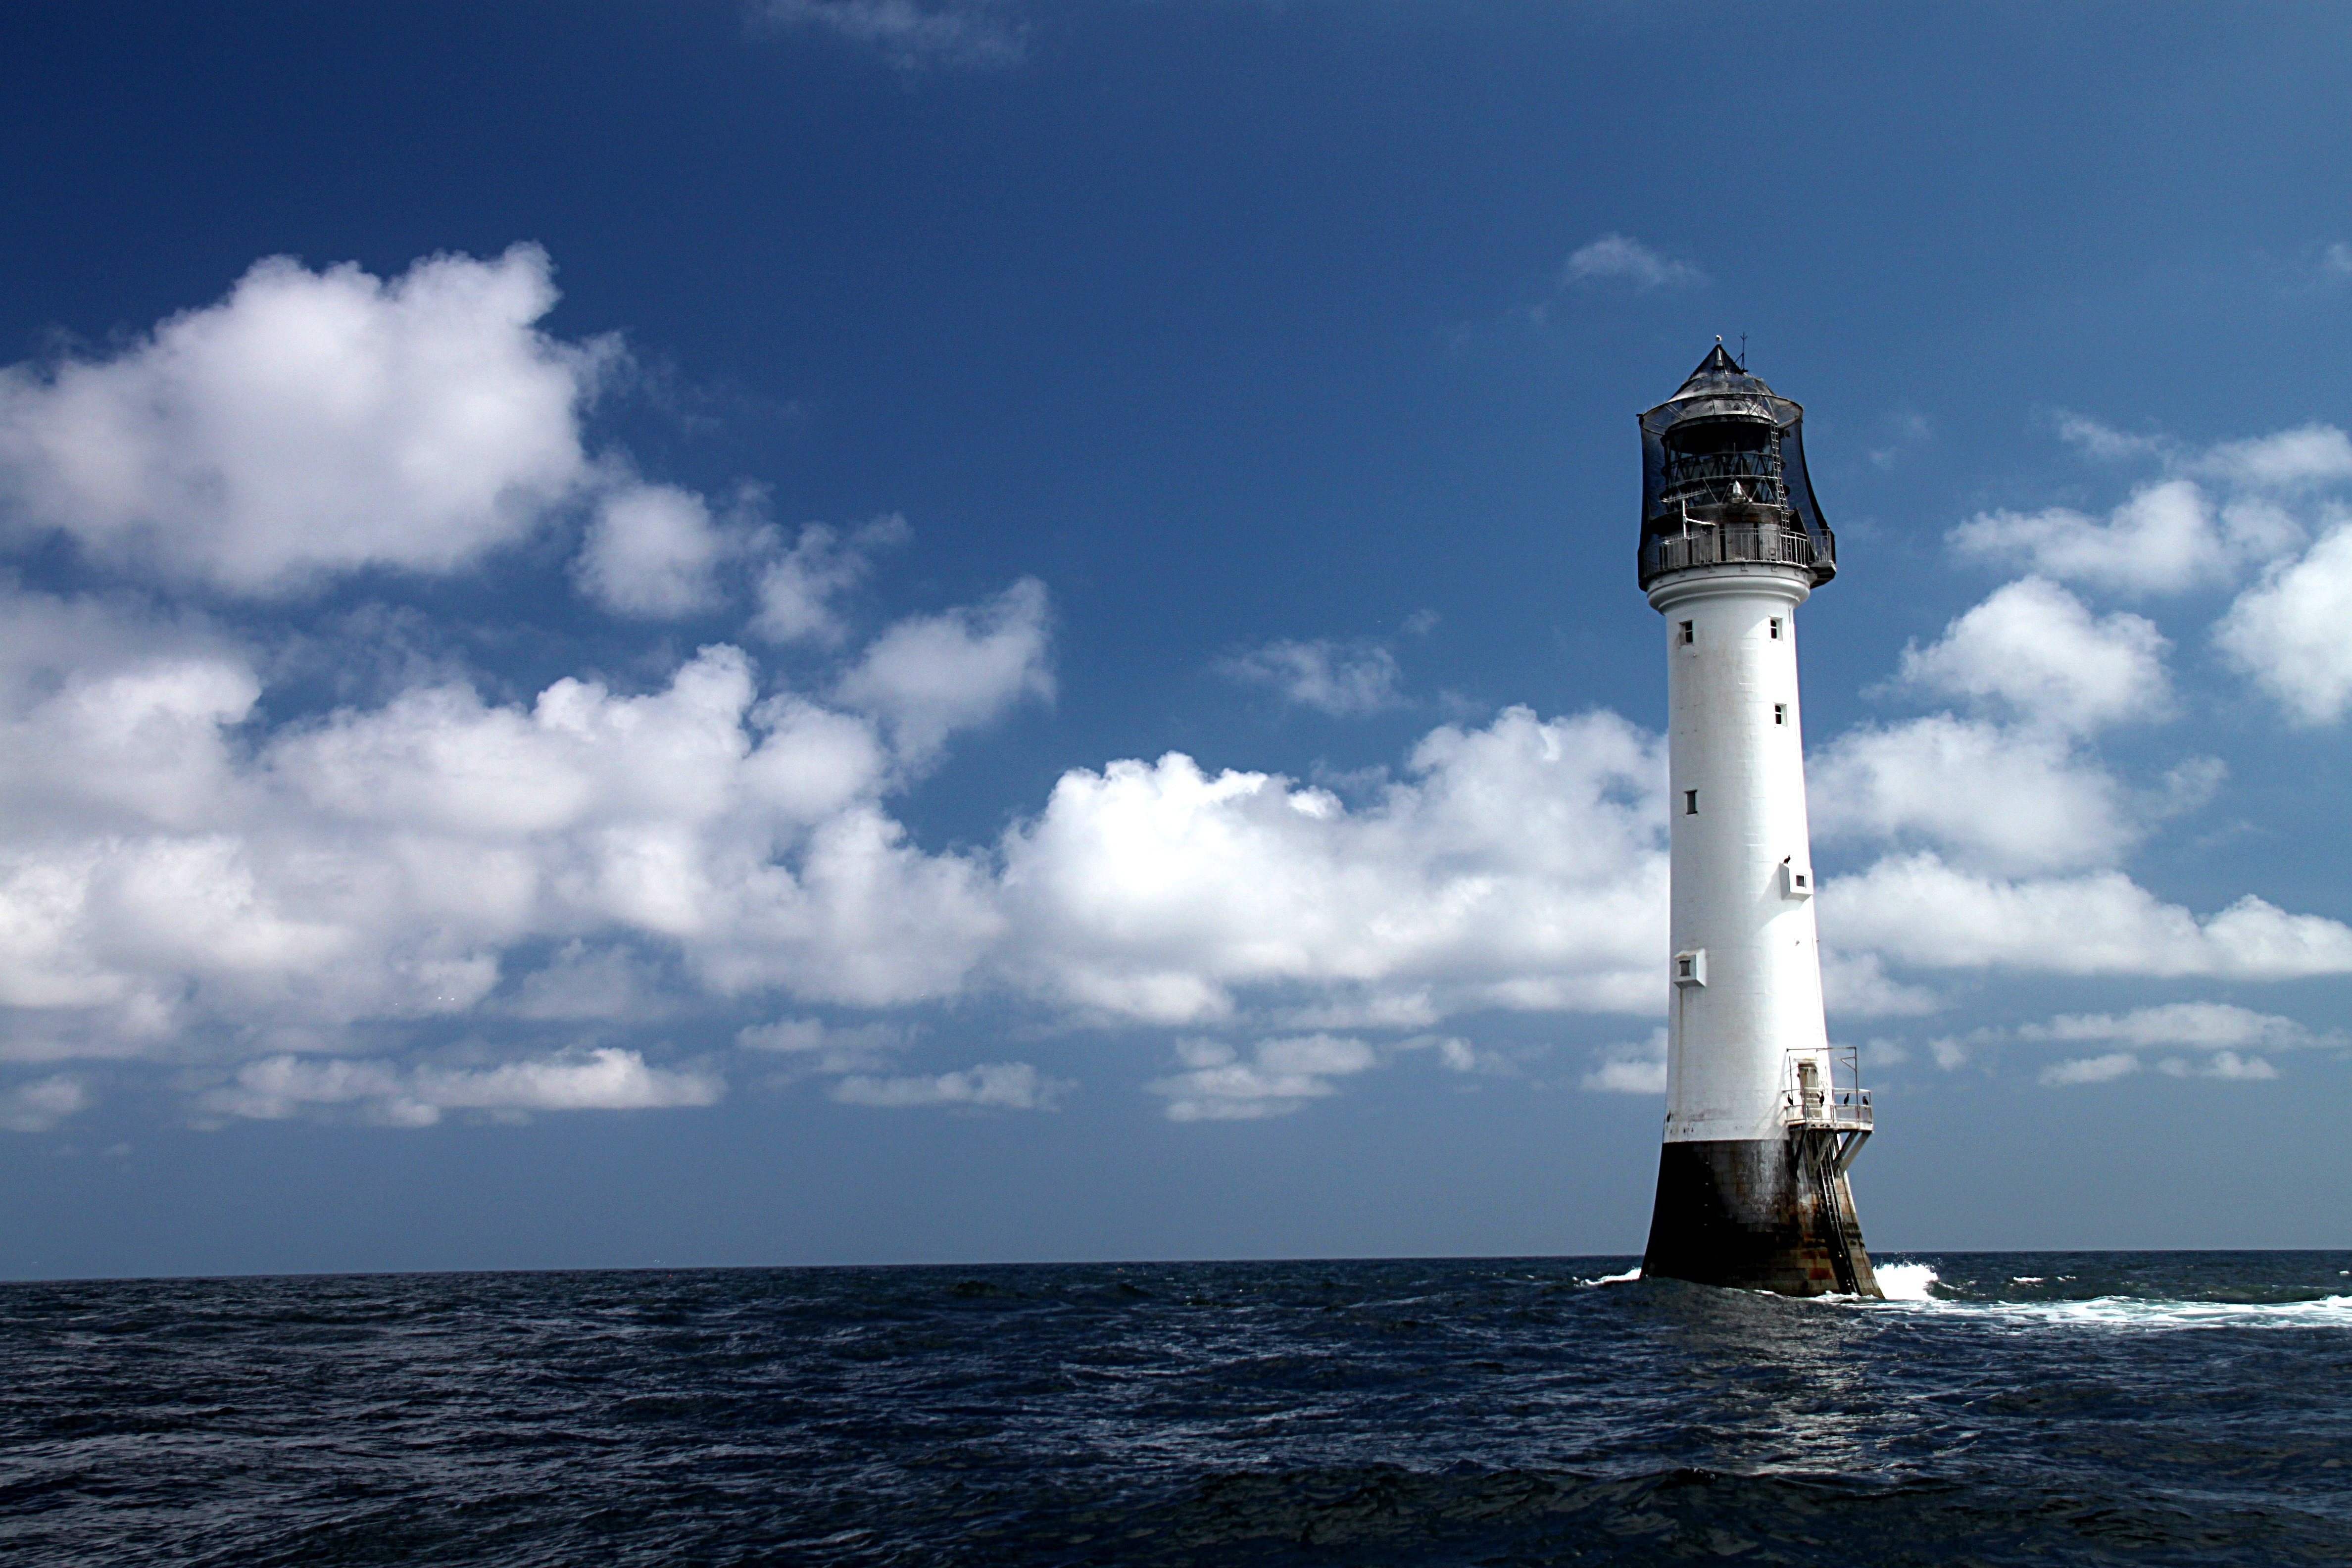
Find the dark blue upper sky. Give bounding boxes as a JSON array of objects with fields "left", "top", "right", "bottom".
[{"left": 5, "top": 2, "right": 2352, "bottom": 1278}]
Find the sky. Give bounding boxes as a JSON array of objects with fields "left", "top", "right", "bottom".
[{"left": 7, "top": 1, "right": 2352, "bottom": 1278}]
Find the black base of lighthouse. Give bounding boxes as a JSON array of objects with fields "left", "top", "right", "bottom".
[{"left": 1641, "top": 1134, "right": 1879, "bottom": 1297}]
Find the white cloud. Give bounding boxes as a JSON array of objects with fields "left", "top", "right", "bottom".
[
  {"left": 1560, "top": 234, "right": 1704, "bottom": 290},
  {"left": 0, "top": 1074, "right": 89, "bottom": 1131},
  {"left": 0, "top": 246, "right": 607, "bottom": 593},
  {"left": 1810, "top": 716, "right": 2135, "bottom": 874},
  {"left": 507, "top": 941, "right": 674, "bottom": 1022},
  {"left": 2216, "top": 519, "right": 2352, "bottom": 723},
  {"left": 0, "top": 593, "right": 1011, "bottom": 1058},
  {"left": 2040, "top": 1052, "right": 2140, "bottom": 1086},
  {"left": 1821, "top": 853, "right": 2352, "bottom": 978},
  {"left": 2054, "top": 412, "right": 2168, "bottom": 463},
  {"left": 2020, "top": 1002, "right": 2334, "bottom": 1051},
  {"left": 1147, "top": 1034, "right": 1376, "bottom": 1121},
  {"left": 1216, "top": 637, "right": 1402, "bottom": 717},
  {"left": 831, "top": 1060, "right": 1069, "bottom": 1110},
  {"left": 197, "top": 1047, "right": 721, "bottom": 1127},
  {"left": 834, "top": 577, "right": 1053, "bottom": 759},
  {"left": 1395, "top": 1033, "right": 1479, "bottom": 1073},
  {"left": 575, "top": 483, "right": 731, "bottom": 618},
  {"left": 1895, "top": 578, "right": 2171, "bottom": 733},
  {"left": 761, "top": 0, "right": 1028, "bottom": 71},
  {"left": 1950, "top": 480, "right": 2227, "bottom": 595},
  {"left": 2159, "top": 1051, "right": 2279, "bottom": 1080},
  {"left": 999, "top": 707, "right": 1668, "bottom": 1024},
  {"left": 2040, "top": 1045, "right": 2280, "bottom": 1086},
  {"left": 737, "top": 1017, "right": 826, "bottom": 1052},
  {"left": 750, "top": 514, "right": 910, "bottom": 646},
  {"left": 734, "top": 1016, "right": 909, "bottom": 1079},
  {"left": 1581, "top": 1028, "right": 1666, "bottom": 1094},
  {"left": 1819, "top": 951, "right": 1941, "bottom": 1019},
  {"left": 2193, "top": 425, "right": 2352, "bottom": 490}
]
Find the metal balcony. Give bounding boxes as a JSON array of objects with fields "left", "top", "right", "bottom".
[{"left": 1638, "top": 518, "right": 1836, "bottom": 590}]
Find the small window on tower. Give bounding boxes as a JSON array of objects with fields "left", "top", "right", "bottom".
[
  {"left": 1679, "top": 620, "right": 1694, "bottom": 645},
  {"left": 1774, "top": 703, "right": 1788, "bottom": 725},
  {"left": 1684, "top": 789, "right": 1699, "bottom": 815},
  {"left": 1770, "top": 618, "right": 1783, "bottom": 639}
]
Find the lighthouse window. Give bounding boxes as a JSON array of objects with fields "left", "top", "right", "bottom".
[
  {"left": 1684, "top": 789, "right": 1699, "bottom": 815},
  {"left": 1678, "top": 620, "right": 1694, "bottom": 645},
  {"left": 1769, "top": 618, "right": 1782, "bottom": 639},
  {"left": 1774, "top": 703, "right": 1788, "bottom": 725}
]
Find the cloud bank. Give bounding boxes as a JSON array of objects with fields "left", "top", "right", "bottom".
[{"left": 7, "top": 245, "right": 2352, "bottom": 1130}]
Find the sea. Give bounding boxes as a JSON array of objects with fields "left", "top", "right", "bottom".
[{"left": 3, "top": 1253, "right": 2349, "bottom": 1565}]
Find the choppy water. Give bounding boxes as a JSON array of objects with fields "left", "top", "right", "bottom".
[{"left": 4, "top": 1253, "right": 2350, "bottom": 1565}]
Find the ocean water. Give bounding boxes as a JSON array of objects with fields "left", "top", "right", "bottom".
[{"left": 3, "top": 1254, "right": 2349, "bottom": 1565}]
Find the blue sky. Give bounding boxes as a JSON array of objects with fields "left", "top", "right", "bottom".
[{"left": 7, "top": 1, "right": 2352, "bottom": 1277}]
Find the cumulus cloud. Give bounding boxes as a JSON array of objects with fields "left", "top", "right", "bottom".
[
  {"left": 999, "top": 707, "right": 1668, "bottom": 1024},
  {"left": 830, "top": 1060, "right": 1069, "bottom": 1110},
  {"left": 2192, "top": 425, "right": 2352, "bottom": 490},
  {"left": 2215, "top": 520, "right": 2352, "bottom": 723},
  {"left": 834, "top": 577, "right": 1053, "bottom": 759},
  {"left": 1952, "top": 422, "right": 2352, "bottom": 698},
  {"left": 1819, "top": 951, "right": 1940, "bottom": 1019},
  {"left": 575, "top": 483, "right": 732, "bottom": 618},
  {"left": 1821, "top": 854, "right": 2352, "bottom": 978},
  {"left": 1810, "top": 716, "right": 2136, "bottom": 874},
  {"left": 506, "top": 941, "right": 676, "bottom": 1023},
  {"left": 0, "top": 1074, "right": 89, "bottom": 1131},
  {"left": 1148, "top": 1034, "right": 1376, "bottom": 1121},
  {"left": 2039, "top": 1052, "right": 2140, "bottom": 1086},
  {"left": 1895, "top": 578, "right": 2171, "bottom": 733},
  {"left": 0, "top": 589, "right": 1023, "bottom": 1064},
  {"left": 0, "top": 246, "right": 607, "bottom": 593},
  {"left": 751, "top": 515, "right": 910, "bottom": 646},
  {"left": 1581, "top": 1028, "right": 1667, "bottom": 1094},
  {"left": 1560, "top": 234, "right": 1704, "bottom": 290},
  {"left": 197, "top": 1047, "right": 721, "bottom": 1127},
  {"left": 760, "top": 0, "right": 1028, "bottom": 71},
  {"left": 1215, "top": 637, "right": 1403, "bottom": 716},
  {"left": 15, "top": 252, "right": 2352, "bottom": 1130},
  {"left": 1950, "top": 480, "right": 2229, "bottom": 595}
]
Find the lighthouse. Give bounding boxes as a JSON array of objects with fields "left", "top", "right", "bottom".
[{"left": 1636, "top": 344, "right": 1879, "bottom": 1297}]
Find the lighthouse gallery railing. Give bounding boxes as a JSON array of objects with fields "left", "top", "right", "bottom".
[{"left": 1639, "top": 519, "right": 1835, "bottom": 589}]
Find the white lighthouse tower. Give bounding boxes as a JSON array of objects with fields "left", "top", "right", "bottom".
[{"left": 1636, "top": 344, "right": 1878, "bottom": 1297}]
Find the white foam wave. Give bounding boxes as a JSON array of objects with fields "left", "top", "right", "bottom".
[
  {"left": 1857, "top": 1261, "right": 2352, "bottom": 1331},
  {"left": 1873, "top": 1262, "right": 1940, "bottom": 1301},
  {"left": 1584, "top": 1267, "right": 1642, "bottom": 1286},
  {"left": 1997, "top": 1294, "right": 2352, "bottom": 1331}
]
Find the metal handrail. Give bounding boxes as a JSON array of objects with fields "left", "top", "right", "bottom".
[
  {"left": 1639, "top": 519, "right": 1836, "bottom": 588},
  {"left": 1781, "top": 1045, "right": 1872, "bottom": 1131},
  {"left": 1781, "top": 1087, "right": 1873, "bottom": 1130}
]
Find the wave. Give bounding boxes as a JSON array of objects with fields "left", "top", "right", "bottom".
[
  {"left": 1874, "top": 1261, "right": 1940, "bottom": 1300},
  {"left": 1860, "top": 1259, "right": 2352, "bottom": 1330}
]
